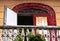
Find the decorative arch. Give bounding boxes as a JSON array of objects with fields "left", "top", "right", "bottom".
[
  {"left": 12, "top": 3, "right": 56, "bottom": 26},
  {"left": 12, "top": 3, "right": 57, "bottom": 41}
]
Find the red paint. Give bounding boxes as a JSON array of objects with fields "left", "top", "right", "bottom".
[
  {"left": 33, "top": 15, "right": 36, "bottom": 34},
  {"left": 54, "top": 29, "right": 58, "bottom": 41},
  {"left": 12, "top": 3, "right": 57, "bottom": 41},
  {"left": 33, "top": 14, "right": 49, "bottom": 34}
]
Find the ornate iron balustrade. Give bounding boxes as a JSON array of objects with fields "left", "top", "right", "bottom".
[{"left": 0, "top": 25, "right": 60, "bottom": 41}]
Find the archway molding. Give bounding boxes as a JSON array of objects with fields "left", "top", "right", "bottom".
[
  {"left": 12, "top": 3, "right": 56, "bottom": 26},
  {"left": 12, "top": 3, "right": 57, "bottom": 41}
]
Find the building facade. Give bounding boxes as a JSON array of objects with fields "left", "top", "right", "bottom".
[{"left": 0, "top": 0, "right": 60, "bottom": 41}]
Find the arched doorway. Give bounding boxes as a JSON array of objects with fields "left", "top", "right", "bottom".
[
  {"left": 12, "top": 3, "right": 56, "bottom": 26},
  {"left": 12, "top": 3, "right": 57, "bottom": 41}
]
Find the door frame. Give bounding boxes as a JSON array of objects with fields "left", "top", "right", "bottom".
[
  {"left": 12, "top": 3, "right": 57, "bottom": 41},
  {"left": 12, "top": 3, "right": 56, "bottom": 26},
  {"left": 33, "top": 14, "right": 57, "bottom": 41},
  {"left": 33, "top": 14, "right": 49, "bottom": 35},
  {"left": 33, "top": 14, "right": 49, "bottom": 25},
  {"left": 33, "top": 14, "right": 52, "bottom": 41}
]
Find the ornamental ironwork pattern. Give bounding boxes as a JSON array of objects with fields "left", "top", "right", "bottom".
[{"left": 18, "top": 8, "right": 48, "bottom": 14}]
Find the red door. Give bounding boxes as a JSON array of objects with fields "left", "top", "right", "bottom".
[{"left": 33, "top": 14, "right": 57, "bottom": 41}]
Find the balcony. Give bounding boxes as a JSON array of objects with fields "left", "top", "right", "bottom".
[{"left": 0, "top": 25, "right": 60, "bottom": 41}]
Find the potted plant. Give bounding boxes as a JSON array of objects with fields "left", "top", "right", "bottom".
[
  {"left": 13, "top": 32, "right": 46, "bottom": 41},
  {"left": 28, "top": 32, "right": 46, "bottom": 41}
]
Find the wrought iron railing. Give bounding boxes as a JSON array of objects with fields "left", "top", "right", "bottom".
[{"left": 0, "top": 25, "right": 60, "bottom": 41}]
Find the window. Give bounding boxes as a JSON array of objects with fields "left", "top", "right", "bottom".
[{"left": 18, "top": 8, "right": 48, "bottom": 15}]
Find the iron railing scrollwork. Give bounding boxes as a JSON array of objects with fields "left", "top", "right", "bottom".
[{"left": 0, "top": 25, "right": 60, "bottom": 41}]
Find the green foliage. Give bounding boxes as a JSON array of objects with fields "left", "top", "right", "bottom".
[
  {"left": 13, "top": 32, "right": 22, "bottom": 41},
  {"left": 13, "top": 32, "right": 46, "bottom": 41},
  {"left": 29, "top": 32, "right": 46, "bottom": 41},
  {"left": 28, "top": 32, "right": 35, "bottom": 41}
]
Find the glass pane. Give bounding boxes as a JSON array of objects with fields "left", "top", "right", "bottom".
[
  {"left": 36, "top": 17, "right": 47, "bottom": 26},
  {"left": 36, "top": 17, "right": 49, "bottom": 41},
  {"left": 18, "top": 8, "right": 48, "bottom": 14}
]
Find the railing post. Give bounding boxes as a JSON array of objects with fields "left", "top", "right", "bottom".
[
  {"left": 32, "top": 28, "right": 35, "bottom": 35},
  {"left": 26, "top": 29, "right": 29, "bottom": 41},
  {"left": 21, "top": 28, "right": 25, "bottom": 41},
  {"left": 46, "top": 30, "right": 50, "bottom": 41},
  {"left": 51, "top": 30, "right": 55, "bottom": 41},
  {"left": 7, "top": 29, "right": 12, "bottom": 41},
  {"left": 3, "top": 29, "right": 8, "bottom": 41},
  {"left": 57, "top": 30, "right": 60, "bottom": 41},
  {"left": 13, "top": 29, "right": 18, "bottom": 40}
]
